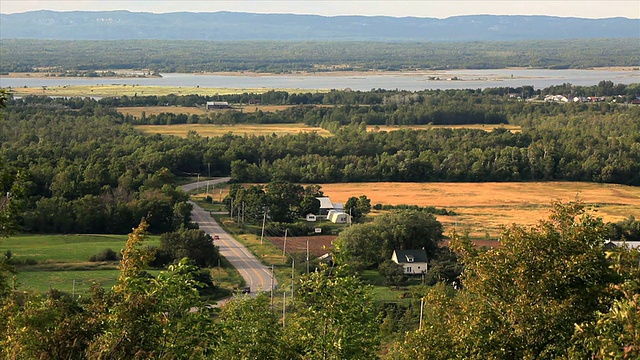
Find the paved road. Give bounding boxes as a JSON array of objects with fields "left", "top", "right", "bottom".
[{"left": 181, "top": 177, "right": 276, "bottom": 295}]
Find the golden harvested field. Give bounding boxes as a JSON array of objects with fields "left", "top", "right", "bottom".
[
  {"left": 317, "top": 182, "right": 640, "bottom": 239},
  {"left": 368, "top": 124, "right": 522, "bottom": 132},
  {"left": 118, "top": 104, "right": 332, "bottom": 117},
  {"left": 118, "top": 106, "right": 207, "bottom": 117},
  {"left": 135, "top": 123, "right": 332, "bottom": 137}
]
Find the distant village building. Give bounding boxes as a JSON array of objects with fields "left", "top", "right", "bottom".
[{"left": 206, "top": 101, "right": 232, "bottom": 110}]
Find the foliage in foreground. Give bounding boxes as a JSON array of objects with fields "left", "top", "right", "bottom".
[{"left": 388, "top": 202, "right": 640, "bottom": 359}]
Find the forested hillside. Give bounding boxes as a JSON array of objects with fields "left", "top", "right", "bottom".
[
  {"left": 2, "top": 38, "right": 638, "bottom": 73},
  {"left": 2, "top": 11, "right": 637, "bottom": 41}
]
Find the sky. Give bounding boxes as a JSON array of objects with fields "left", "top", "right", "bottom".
[{"left": 1, "top": 0, "right": 639, "bottom": 19}]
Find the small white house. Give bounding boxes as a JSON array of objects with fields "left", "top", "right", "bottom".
[
  {"left": 391, "top": 249, "right": 428, "bottom": 275},
  {"left": 305, "top": 214, "right": 317, "bottom": 222}
]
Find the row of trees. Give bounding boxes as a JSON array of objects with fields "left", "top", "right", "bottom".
[
  {"left": 105, "top": 84, "right": 640, "bottom": 127},
  {"left": 226, "top": 180, "right": 372, "bottom": 225}
]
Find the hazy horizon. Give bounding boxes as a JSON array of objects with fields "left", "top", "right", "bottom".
[{"left": 2, "top": 0, "right": 639, "bottom": 19}]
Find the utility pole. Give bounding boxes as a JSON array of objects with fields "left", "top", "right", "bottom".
[
  {"left": 291, "top": 257, "right": 295, "bottom": 302},
  {"left": 206, "top": 180, "right": 210, "bottom": 194},
  {"left": 230, "top": 197, "right": 234, "bottom": 218},
  {"left": 207, "top": 162, "right": 211, "bottom": 177},
  {"left": 306, "top": 239, "right": 310, "bottom": 273},
  {"left": 270, "top": 265, "right": 274, "bottom": 309},
  {"left": 260, "top": 210, "right": 266, "bottom": 244},
  {"left": 282, "top": 292, "right": 287, "bottom": 329},
  {"left": 282, "top": 229, "right": 288, "bottom": 261},
  {"left": 419, "top": 297, "right": 425, "bottom": 330}
]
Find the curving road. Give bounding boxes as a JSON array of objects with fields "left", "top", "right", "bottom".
[{"left": 181, "top": 177, "right": 276, "bottom": 295}]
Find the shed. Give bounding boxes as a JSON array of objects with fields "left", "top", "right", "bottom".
[
  {"left": 327, "top": 210, "right": 350, "bottom": 224},
  {"left": 206, "top": 101, "right": 232, "bottom": 109}
]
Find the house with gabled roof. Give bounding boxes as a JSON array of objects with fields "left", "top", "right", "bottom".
[{"left": 391, "top": 249, "right": 428, "bottom": 275}]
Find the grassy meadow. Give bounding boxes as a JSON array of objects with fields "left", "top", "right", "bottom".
[{"left": 0, "top": 234, "right": 161, "bottom": 294}]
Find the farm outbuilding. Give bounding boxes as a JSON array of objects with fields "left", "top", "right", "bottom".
[
  {"left": 327, "top": 209, "right": 350, "bottom": 224},
  {"left": 206, "top": 101, "right": 232, "bottom": 109}
]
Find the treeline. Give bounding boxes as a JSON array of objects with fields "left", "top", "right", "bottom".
[
  {"left": 2, "top": 39, "right": 639, "bottom": 73},
  {"left": 0, "top": 102, "right": 195, "bottom": 234},
  {"left": 2, "top": 93, "right": 640, "bottom": 235},
  {"left": 102, "top": 82, "right": 640, "bottom": 109},
  {"left": 114, "top": 83, "right": 640, "bottom": 127}
]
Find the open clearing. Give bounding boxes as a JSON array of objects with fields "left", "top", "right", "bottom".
[
  {"left": 135, "top": 123, "right": 332, "bottom": 137},
  {"left": 0, "top": 234, "right": 160, "bottom": 294},
  {"left": 316, "top": 181, "right": 640, "bottom": 239},
  {"left": 7, "top": 85, "right": 317, "bottom": 97},
  {"left": 117, "top": 104, "right": 333, "bottom": 117}
]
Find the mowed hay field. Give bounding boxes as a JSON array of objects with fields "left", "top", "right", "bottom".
[
  {"left": 118, "top": 106, "right": 207, "bottom": 117},
  {"left": 317, "top": 182, "right": 640, "bottom": 239},
  {"left": 368, "top": 124, "right": 522, "bottom": 133},
  {"left": 135, "top": 123, "right": 332, "bottom": 137}
]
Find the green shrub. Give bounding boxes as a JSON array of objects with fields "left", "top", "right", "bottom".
[{"left": 89, "top": 248, "right": 120, "bottom": 262}]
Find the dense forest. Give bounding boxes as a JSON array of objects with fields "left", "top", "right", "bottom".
[
  {"left": 1, "top": 83, "right": 639, "bottom": 235},
  {"left": 2, "top": 39, "right": 639, "bottom": 73}
]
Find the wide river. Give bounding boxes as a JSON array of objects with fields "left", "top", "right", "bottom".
[{"left": 1, "top": 69, "right": 638, "bottom": 91}]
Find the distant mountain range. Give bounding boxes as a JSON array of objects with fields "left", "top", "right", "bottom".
[{"left": 1, "top": 11, "right": 638, "bottom": 42}]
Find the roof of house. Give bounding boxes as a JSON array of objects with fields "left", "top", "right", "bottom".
[
  {"left": 316, "top": 196, "right": 335, "bottom": 209},
  {"left": 393, "top": 249, "right": 428, "bottom": 263}
]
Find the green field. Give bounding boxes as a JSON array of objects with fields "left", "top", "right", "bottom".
[
  {"left": 0, "top": 234, "right": 153, "bottom": 263},
  {"left": 0, "top": 234, "right": 160, "bottom": 295}
]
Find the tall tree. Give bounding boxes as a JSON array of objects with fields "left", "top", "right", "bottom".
[
  {"left": 334, "top": 210, "right": 443, "bottom": 270},
  {"left": 390, "top": 202, "right": 617, "bottom": 359},
  {"left": 285, "top": 264, "right": 380, "bottom": 359},
  {"left": 215, "top": 294, "right": 283, "bottom": 359}
]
